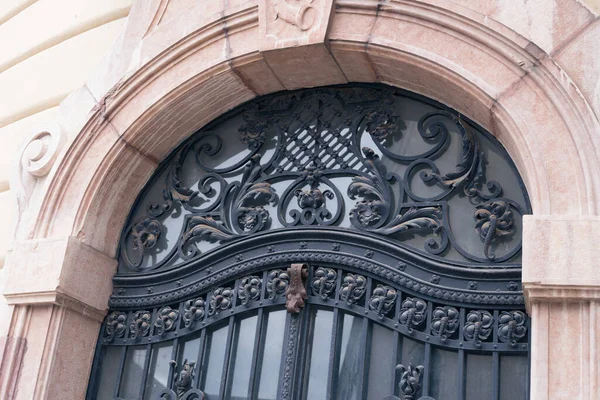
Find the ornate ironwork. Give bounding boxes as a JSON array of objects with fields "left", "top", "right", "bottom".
[
  {"left": 310, "top": 267, "right": 337, "bottom": 300},
  {"left": 182, "top": 298, "right": 205, "bottom": 328},
  {"left": 463, "top": 310, "right": 493, "bottom": 347},
  {"left": 158, "top": 359, "right": 205, "bottom": 399},
  {"left": 285, "top": 263, "right": 308, "bottom": 313},
  {"left": 104, "top": 311, "right": 127, "bottom": 342},
  {"left": 154, "top": 306, "right": 179, "bottom": 336},
  {"left": 237, "top": 275, "right": 261, "bottom": 305},
  {"left": 498, "top": 310, "right": 527, "bottom": 346},
  {"left": 368, "top": 284, "right": 397, "bottom": 319},
  {"left": 396, "top": 364, "right": 424, "bottom": 400},
  {"left": 399, "top": 298, "right": 427, "bottom": 333},
  {"left": 340, "top": 273, "right": 367, "bottom": 305},
  {"left": 118, "top": 86, "right": 530, "bottom": 273},
  {"left": 431, "top": 306, "right": 459, "bottom": 341},
  {"left": 208, "top": 287, "right": 233, "bottom": 316},
  {"left": 267, "top": 269, "right": 290, "bottom": 300},
  {"left": 130, "top": 310, "right": 152, "bottom": 339}
]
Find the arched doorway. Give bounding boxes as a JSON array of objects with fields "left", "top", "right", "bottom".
[{"left": 86, "top": 85, "right": 530, "bottom": 399}]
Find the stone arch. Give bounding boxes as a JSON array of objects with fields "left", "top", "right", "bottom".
[{"left": 2, "top": 0, "right": 599, "bottom": 398}]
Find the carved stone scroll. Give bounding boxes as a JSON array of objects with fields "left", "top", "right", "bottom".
[{"left": 285, "top": 263, "right": 308, "bottom": 313}]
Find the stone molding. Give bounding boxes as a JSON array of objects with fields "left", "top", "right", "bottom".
[{"left": 0, "top": 0, "right": 599, "bottom": 398}]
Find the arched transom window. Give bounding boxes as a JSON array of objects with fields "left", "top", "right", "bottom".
[{"left": 87, "top": 85, "right": 531, "bottom": 400}]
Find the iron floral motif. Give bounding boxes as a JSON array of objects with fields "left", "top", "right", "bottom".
[
  {"left": 131, "top": 217, "right": 161, "bottom": 250},
  {"left": 183, "top": 298, "right": 205, "bottom": 327},
  {"left": 311, "top": 267, "right": 337, "bottom": 300},
  {"left": 398, "top": 298, "right": 427, "bottom": 333},
  {"left": 208, "top": 287, "right": 233, "bottom": 316},
  {"left": 239, "top": 117, "right": 269, "bottom": 149},
  {"left": 130, "top": 310, "right": 152, "bottom": 339},
  {"left": 431, "top": 306, "right": 459, "bottom": 341},
  {"left": 158, "top": 359, "right": 205, "bottom": 399},
  {"left": 285, "top": 263, "right": 308, "bottom": 313},
  {"left": 155, "top": 306, "right": 179, "bottom": 336},
  {"left": 498, "top": 311, "right": 527, "bottom": 346},
  {"left": 369, "top": 284, "right": 397, "bottom": 319},
  {"left": 266, "top": 269, "right": 290, "bottom": 300},
  {"left": 104, "top": 311, "right": 127, "bottom": 342},
  {"left": 463, "top": 310, "right": 493, "bottom": 347},
  {"left": 474, "top": 200, "right": 516, "bottom": 260},
  {"left": 363, "top": 108, "right": 403, "bottom": 143},
  {"left": 237, "top": 276, "right": 261, "bottom": 305},
  {"left": 396, "top": 364, "right": 424, "bottom": 400},
  {"left": 340, "top": 273, "right": 367, "bottom": 305}
]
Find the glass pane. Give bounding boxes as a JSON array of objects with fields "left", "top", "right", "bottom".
[
  {"left": 144, "top": 341, "right": 173, "bottom": 399},
  {"left": 119, "top": 345, "right": 147, "bottom": 399},
  {"left": 430, "top": 347, "right": 458, "bottom": 400},
  {"left": 306, "top": 309, "right": 334, "bottom": 400},
  {"left": 258, "top": 310, "right": 287, "bottom": 400},
  {"left": 366, "top": 323, "right": 396, "bottom": 399},
  {"left": 178, "top": 331, "right": 202, "bottom": 366},
  {"left": 400, "top": 337, "right": 425, "bottom": 368},
  {"left": 227, "top": 315, "right": 258, "bottom": 399},
  {"left": 96, "top": 346, "right": 122, "bottom": 400},
  {"left": 201, "top": 324, "right": 229, "bottom": 397},
  {"left": 336, "top": 314, "right": 363, "bottom": 400},
  {"left": 465, "top": 353, "right": 492, "bottom": 400},
  {"left": 500, "top": 355, "right": 528, "bottom": 400}
]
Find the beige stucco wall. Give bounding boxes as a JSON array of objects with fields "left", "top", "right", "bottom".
[{"left": 0, "top": 0, "right": 132, "bottom": 336}]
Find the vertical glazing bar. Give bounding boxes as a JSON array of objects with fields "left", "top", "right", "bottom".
[
  {"left": 492, "top": 310, "right": 500, "bottom": 400},
  {"left": 422, "top": 301, "right": 433, "bottom": 396},
  {"left": 326, "top": 269, "right": 343, "bottom": 400},
  {"left": 194, "top": 329, "right": 207, "bottom": 389},
  {"left": 280, "top": 311, "right": 301, "bottom": 400},
  {"left": 292, "top": 266, "right": 314, "bottom": 400},
  {"left": 113, "top": 346, "right": 128, "bottom": 398},
  {"left": 247, "top": 307, "right": 265, "bottom": 398},
  {"left": 457, "top": 308, "right": 465, "bottom": 400},
  {"left": 356, "top": 278, "right": 372, "bottom": 398},
  {"left": 218, "top": 316, "right": 235, "bottom": 400},
  {"left": 391, "top": 291, "right": 403, "bottom": 397},
  {"left": 167, "top": 338, "right": 179, "bottom": 389},
  {"left": 138, "top": 343, "right": 153, "bottom": 399}
]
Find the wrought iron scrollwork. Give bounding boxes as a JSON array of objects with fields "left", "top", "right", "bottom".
[
  {"left": 158, "top": 359, "right": 205, "bottom": 399},
  {"left": 399, "top": 298, "right": 427, "bottom": 333},
  {"left": 104, "top": 311, "right": 127, "bottom": 342},
  {"left": 183, "top": 298, "right": 205, "bottom": 328},
  {"left": 267, "top": 269, "right": 290, "bottom": 300},
  {"left": 463, "top": 310, "right": 493, "bottom": 347},
  {"left": 498, "top": 310, "right": 527, "bottom": 346},
  {"left": 237, "top": 276, "right": 261, "bottom": 305},
  {"left": 340, "top": 273, "right": 367, "bottom": 305},
  {"left": 208, "top": 287, "right": 233, "bottom": 316},
  {"left": 431, "top": 306, "right": 459, "bottom": 341},
  {"left": 369, "top": 284, "right": 397, "bottom": 319},
  {"left": 155, "top": 306, "right": 179, "bottom": 336},
  {"left": 311, "top": 267, "right": 337, "bottom": 300},
  {"left": 130, "top": 310, "right": 152, "bottom": 339},
  {"left": 118, "top": 87, "right": 530, "bottom": 273}
]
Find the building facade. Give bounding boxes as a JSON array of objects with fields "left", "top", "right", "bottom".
[{"left": 1, "top": 0, "right": 600, "bottom": 399}]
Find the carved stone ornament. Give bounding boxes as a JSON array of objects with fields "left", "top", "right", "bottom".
[
  {"left": 274, "top": 0, "right": 316, "bottom": 31},
  {"left": 285, "top": 263, "right": 308, "bottom": 313}
]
